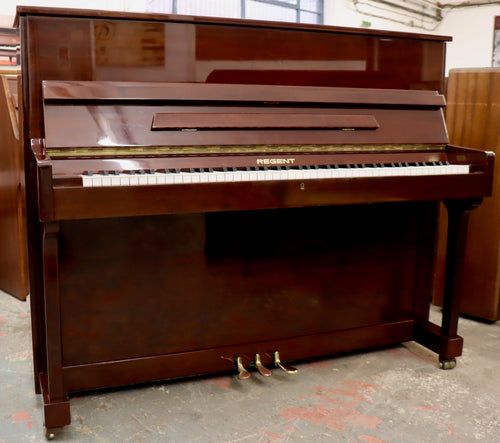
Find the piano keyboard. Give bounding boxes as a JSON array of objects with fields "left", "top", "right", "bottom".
[{"left": 80, "top": 162, "right": 470, "bottom": 187}]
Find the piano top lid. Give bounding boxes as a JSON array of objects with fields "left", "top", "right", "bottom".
[
  {"left": 14, "top": 6, "right": 452, "bottom": 42},
  {"left": 42, "top": 81, "right": 446, "bottom": 107},
  {"left": 41, "top": 81, "right": 450, "bottom": 155}
]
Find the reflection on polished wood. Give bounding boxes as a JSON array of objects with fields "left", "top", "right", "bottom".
[
  {"left": 0, "top": 74, "right": 28, "bottom": 300},
  {"left": 15, "top": 6, "right": 494, "bottom": 436},
  {"left": 435, "top": 68, "right": 500, "bottom": 321}
]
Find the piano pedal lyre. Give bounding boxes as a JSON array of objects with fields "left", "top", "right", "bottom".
[
  {"left": 254, "top": 353, "right": 272, "bottom": 377},
  {"left": 235, "top": 356, "right": 251, "bottom": 380},
  {"left": 274, "top": 351, "right": 298, "bottom": 374}
]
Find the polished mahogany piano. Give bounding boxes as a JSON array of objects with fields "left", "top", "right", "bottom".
[{"left": 15, "top": 6, "right": 494, "bottom": 438}]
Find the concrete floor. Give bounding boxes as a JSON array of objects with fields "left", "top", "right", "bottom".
[{"left": 1, "top": 289, "right": 499, "bottom": 442}]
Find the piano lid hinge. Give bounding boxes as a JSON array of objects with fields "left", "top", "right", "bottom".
[{"left": 31, "top": 138, "right": 47, "bottom": 158}]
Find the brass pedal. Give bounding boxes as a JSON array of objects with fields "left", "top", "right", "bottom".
[
  {"left": 236, "top": 356, "right": 251, "bottom": 380},
  {"left": 255, "top": 353, "right": 272, "bottom": 377},
  {"left": 274, "top": 351, "right": 298, "bottom": 374}
]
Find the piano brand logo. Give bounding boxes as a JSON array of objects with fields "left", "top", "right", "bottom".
[{"left": 256, "top": 158, "right": 296, "bottom": 165}]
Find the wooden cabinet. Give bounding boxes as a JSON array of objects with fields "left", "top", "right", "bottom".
[{"left": 436, "top": 68, "right": 500, "bottom": 321}]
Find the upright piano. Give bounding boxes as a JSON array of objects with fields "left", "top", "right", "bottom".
[{"left": 15, "top": 7, "right": 494, "bottom": 438}]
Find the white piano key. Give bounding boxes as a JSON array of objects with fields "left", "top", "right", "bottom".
[
  {"left": 111, "top": 175, "right": 122, "bottom": 186},
  {"left": 92, "top": 175, "right": 103, "bottom": 186},
  {"left": 119, "top": 175, "right": 130, "bottom": 186},
  {"left": 156, "top": 173, "right": 167, "bottom": 185},
  {"left": 82, "top": 175, "right": 93, "bottom": 187},
  {"left": 215, "top": 171, "right": 226, "bottom": 182}
]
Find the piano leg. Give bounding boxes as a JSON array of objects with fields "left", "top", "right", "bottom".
[
  {"left": 414, "top": 198, "right": 482, "bottom": 369},
  {"left": 41, "top": 222, "right": 71, "bottom": 433}
]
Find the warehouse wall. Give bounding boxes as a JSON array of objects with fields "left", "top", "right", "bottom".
[{"left": 324, "top": 0, "right": 500, "bottom": 73}]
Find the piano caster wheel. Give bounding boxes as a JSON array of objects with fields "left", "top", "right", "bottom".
[
  {"left": 44, "top": 427, "right": 60, "bottom": 440},
  {"left": 236, "top": 356, "right": 251, "bottom": 380},
  {"left": 255, "top": 354, "right": 272, "bottom": 377},
  {"left": 439, "top": 357, "right": 456, "bottom": 370},
  {"left": 274, "top": 351, "right": 298, "bottom": 374}
]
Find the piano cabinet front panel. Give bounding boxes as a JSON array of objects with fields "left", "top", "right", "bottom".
[{"left": 57, "top": 202, "right": 435, "bottom": 374}]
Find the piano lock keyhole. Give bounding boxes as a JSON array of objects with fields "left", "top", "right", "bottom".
[{"left": 300, "top": 182, "right": 305, "bottom": 190}]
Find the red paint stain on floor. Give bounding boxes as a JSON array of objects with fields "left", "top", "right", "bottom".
[
  {"left": 280, "top": 380, "right": 384, "bottom": 431},
  {"left": 0, "top": 331, "right": 6, "bottom": 338},
  {"left": 203, "top": 376, "right": 231, "bottom": 389},
  {"left": 413, "top": 405, "right": 439, "bottom": 411},
  {"left": 447, "top": 423, "right": 455, "bottom": 436},
  {"left": 262, "top": 429, "right": 281, "bottom": 442},
  {"left": 12, "top": 411, "right": 31, "bottom": 423}
]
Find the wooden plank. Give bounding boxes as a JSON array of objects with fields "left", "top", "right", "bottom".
[{"left": 0, "top": 75, "right": 28, "bottom": 299}]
